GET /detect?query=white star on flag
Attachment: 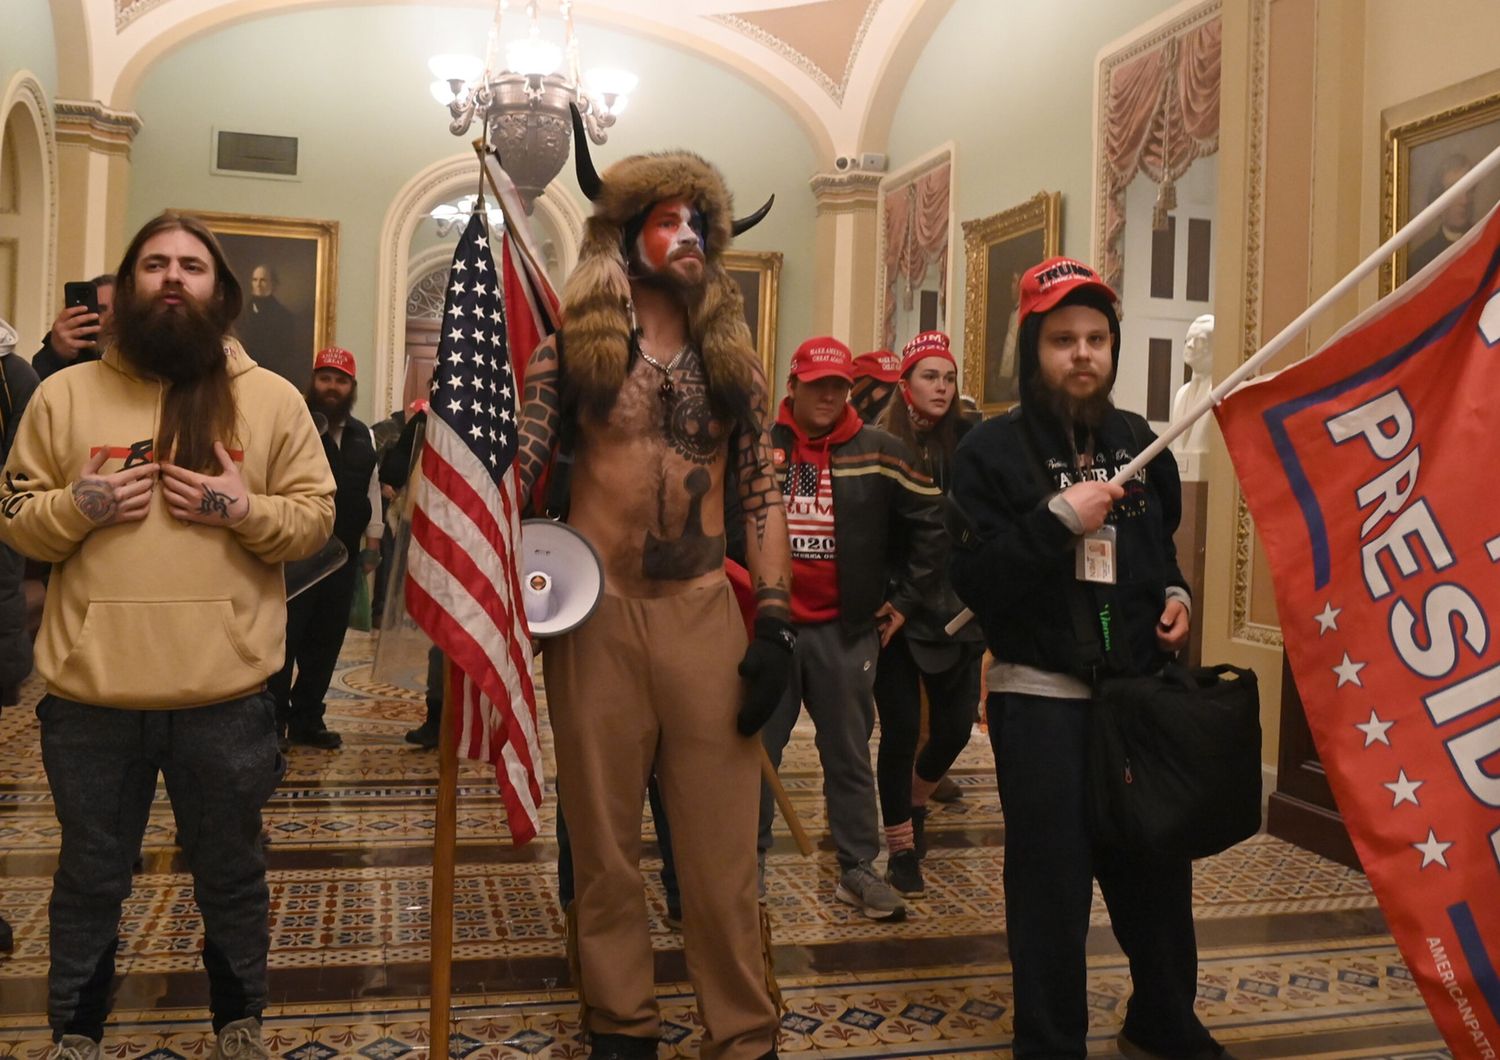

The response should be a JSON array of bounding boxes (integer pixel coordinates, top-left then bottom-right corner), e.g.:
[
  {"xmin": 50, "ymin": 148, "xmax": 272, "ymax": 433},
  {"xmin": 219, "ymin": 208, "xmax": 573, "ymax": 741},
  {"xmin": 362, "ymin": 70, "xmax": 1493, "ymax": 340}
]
[
  {"xmin": 450, "ymin": 279, "xmax": 467, "ymax": 296},
  {"xmin": 1355, "ymin": 709, "xmax": 1394, "ymax": 747},
  {"xmin": 1413, "ymin": 829, "xmax": 1452, "ymax": 869},
  {"xmin": 1315, "ymin": 602, "xmax": 1341, "ymax": 634},
  {"xmin": 1333, "ymin": 653, "xmax": 1366, "ymax": 688},
  {"xmin": 1383, "ymin": 769, "xmax": 1423, "ymax": 807}
]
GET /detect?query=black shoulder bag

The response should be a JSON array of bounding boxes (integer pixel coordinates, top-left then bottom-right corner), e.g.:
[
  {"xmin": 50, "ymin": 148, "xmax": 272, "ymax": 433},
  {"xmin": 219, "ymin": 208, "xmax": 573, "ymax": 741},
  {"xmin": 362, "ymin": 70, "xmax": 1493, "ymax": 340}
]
[{"xmin": 1084, "ymin": 413, "xmax": 1263, "ymax": 859}]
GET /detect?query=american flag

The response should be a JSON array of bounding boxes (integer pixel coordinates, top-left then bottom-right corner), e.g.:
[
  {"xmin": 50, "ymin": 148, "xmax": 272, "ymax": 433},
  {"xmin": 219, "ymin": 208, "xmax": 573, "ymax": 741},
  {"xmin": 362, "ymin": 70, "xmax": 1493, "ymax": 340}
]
[{"xmin": 405, "ymin": 212, "xmax": 542, "ymax": 845}]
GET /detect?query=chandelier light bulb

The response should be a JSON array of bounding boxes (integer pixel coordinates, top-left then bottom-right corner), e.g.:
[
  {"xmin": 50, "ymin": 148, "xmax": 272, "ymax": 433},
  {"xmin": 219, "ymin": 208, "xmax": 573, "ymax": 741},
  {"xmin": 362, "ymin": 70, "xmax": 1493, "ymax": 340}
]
[
  {"xmin": 584, "ymin": 67, "xmax": 637, "ymax": 99},
  {"xmin": 506, "ymin": 35, "xmax": 561, "ymax": 77},
  {"xmin": 428, "ymin": 52, "xmax": 483, "ymax": 85},
  {"xmin": 429, "ymin": 80, "xmax": 459, "ymax": 106}
]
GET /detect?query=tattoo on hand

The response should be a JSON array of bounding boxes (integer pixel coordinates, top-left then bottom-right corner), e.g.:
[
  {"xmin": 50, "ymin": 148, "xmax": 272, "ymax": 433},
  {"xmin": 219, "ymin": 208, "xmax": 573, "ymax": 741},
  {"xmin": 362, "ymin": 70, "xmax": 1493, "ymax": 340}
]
[
  {"xmin": 199, "ymin": 487, "xmax": 237, "ymax": 520},
  {"xmin": 73, "ymin": 480, "xmax": 118, "ymax": 524}
]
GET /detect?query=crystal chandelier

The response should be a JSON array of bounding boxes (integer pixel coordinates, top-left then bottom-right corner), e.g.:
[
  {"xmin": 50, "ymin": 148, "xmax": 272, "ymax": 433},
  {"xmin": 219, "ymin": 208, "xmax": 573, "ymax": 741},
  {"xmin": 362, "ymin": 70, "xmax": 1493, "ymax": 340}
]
[{"xmin": 429, "ymin": 0, "xmax": 637, "ymax": 211}]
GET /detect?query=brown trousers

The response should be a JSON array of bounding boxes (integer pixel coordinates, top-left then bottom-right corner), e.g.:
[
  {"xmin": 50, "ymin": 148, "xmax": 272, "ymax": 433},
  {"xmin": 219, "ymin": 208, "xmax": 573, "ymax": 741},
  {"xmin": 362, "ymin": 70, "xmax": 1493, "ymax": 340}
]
[{"xmin": 544, "ymin": 580, "xmax": 779, "ymax": 1059}]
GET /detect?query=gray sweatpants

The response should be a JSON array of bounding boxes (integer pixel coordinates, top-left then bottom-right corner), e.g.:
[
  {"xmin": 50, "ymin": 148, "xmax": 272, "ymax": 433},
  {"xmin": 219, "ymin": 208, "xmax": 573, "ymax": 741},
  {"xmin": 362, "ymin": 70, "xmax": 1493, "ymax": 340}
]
[
  {"xmin": 38, "ymin": 692, "xmax": 284, "ymax": 1041},
  {"xmin": 758, "ymin": 621, "xmax": 881, "ymax": 869}
]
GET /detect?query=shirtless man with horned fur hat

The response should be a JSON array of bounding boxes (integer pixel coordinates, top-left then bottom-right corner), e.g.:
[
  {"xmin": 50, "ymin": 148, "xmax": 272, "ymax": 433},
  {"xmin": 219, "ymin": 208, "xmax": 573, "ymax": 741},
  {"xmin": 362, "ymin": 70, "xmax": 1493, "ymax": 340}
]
[{"xmin": 513, "ymin": 111, "xmax": 790, "ymax": 1060}]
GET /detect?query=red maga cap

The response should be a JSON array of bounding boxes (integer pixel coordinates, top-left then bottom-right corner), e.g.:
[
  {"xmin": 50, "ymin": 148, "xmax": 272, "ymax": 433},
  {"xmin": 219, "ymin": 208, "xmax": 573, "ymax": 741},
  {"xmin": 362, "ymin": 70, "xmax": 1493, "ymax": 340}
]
[
  {"xmin": 852, "ymin": 349, "xmax": 901, "ymax": 383},
  {"xmin": 313, "ymin": 347, "xmax": 357, "ymax": 378},
  {"xmin": 789, "ymin": 336, "xmax": 854, "ymax": 382},
  {"xmin": 898, "ymin": 330, "xmax": 956, "ymax": 378},
  {"xmin": 1017, "ymin": 257, "xmax": 1118, "ymax": 329}
]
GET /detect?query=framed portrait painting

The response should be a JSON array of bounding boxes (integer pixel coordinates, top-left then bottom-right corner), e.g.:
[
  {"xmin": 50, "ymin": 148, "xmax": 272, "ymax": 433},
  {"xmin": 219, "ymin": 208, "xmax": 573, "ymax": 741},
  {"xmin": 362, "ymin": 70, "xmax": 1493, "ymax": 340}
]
[
  {"xmin": 188, "ymin": 210, "xmax": 339, "ymax": 387},
  {"xmin": 961, "ymin": 192, "xmax": 1062, "ymax": 414},
  {"xmin": 722, "ymin": 249, "xmax": 782, "ymax": 380},
  {"xmin": 1383, "ymin": 89, "xmax": 1500, "ymax": 293}
]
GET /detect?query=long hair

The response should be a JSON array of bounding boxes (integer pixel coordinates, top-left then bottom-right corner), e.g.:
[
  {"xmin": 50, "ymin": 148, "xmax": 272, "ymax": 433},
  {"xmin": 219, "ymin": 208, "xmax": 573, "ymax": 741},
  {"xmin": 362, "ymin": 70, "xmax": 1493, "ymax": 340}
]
[
  {"xmin": 114, "ymin": 212, "xmax": 244, "ymax": 471},
  {"xmin": 878, "ymin": 378, "xmax": 961, "ymax": 478}
]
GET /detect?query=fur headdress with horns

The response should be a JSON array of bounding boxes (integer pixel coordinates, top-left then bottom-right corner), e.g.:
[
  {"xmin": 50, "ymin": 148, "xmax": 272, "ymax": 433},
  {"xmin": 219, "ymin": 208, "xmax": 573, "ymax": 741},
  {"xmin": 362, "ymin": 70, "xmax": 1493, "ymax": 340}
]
[{"xmin": 561, "ymin": 106, "xmax": 773, "ymax": 423}]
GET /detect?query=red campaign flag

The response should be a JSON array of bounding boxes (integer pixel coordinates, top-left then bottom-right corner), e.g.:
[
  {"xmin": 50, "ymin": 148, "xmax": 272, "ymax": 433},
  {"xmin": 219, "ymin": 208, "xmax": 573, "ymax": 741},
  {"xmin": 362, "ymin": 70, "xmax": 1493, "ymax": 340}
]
[
  {"xmin": 406, "ymin": 213, "xmax": 542, "ymax": 846},
  {"xmin": 1216, "ymin": 203, "xmax": 1500, "ymax": 1059}
]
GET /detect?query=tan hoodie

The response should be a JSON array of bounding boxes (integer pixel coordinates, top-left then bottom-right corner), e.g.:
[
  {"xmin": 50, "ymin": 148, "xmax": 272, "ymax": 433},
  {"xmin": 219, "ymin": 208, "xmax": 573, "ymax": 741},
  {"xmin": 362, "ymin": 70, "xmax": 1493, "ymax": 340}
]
[{"xmin": 0, "ymin": 340, "xmax": 334, "ymax": 708}]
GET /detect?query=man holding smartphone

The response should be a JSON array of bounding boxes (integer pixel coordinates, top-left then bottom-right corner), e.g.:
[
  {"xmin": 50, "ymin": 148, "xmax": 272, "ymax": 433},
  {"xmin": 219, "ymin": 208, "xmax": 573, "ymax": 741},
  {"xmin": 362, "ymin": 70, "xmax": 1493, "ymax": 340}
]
[{"xmin": 35, "ymin": 275, "xmax": 115, "ymax": 380}]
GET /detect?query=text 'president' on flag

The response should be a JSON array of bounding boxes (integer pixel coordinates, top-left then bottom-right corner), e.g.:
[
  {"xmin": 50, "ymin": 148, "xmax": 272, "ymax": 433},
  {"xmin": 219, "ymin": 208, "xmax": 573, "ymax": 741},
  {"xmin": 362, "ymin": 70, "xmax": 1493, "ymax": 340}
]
[{"xmin": 405, "ymin": 212, "xmax": 543, "ymax": 845}]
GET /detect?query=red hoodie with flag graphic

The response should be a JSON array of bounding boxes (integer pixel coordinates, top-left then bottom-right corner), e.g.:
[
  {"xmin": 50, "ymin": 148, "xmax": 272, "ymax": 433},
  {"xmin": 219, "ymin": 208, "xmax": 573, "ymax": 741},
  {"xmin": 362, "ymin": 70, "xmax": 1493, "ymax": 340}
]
[{"xmin": 774, "ymin": 398, "xmax": 863, "ymax": 624}]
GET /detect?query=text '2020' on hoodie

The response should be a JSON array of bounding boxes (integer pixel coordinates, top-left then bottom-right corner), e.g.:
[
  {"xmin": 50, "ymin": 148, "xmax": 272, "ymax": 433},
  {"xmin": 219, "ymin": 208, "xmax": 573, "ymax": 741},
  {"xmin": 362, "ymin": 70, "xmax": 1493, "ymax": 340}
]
[{"xmin": 0, "ymin": 340, "xmax": 334, "ymax": 709}]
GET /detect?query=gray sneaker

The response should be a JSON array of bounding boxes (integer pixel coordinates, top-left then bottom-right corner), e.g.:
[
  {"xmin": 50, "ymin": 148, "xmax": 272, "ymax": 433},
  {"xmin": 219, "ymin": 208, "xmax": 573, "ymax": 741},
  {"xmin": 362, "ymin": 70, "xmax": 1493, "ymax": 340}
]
[
  {"xmin": 50, "ymin": 1036, "xmax": 100, "ymax": 1060},
  {"xmin": 213, "ymin": 1017, "xmax": 270, "ymax": 1060},
  {"xmin": 836, "ymin": 862, "xmax": 907, "ymax": 920}
]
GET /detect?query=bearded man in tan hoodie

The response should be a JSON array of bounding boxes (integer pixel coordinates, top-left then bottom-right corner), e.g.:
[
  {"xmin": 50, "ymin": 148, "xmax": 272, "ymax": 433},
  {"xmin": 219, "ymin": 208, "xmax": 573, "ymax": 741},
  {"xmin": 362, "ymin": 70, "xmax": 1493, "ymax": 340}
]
[{"xmin": 0, "ymin": 212, "xmax": 334, "ymax": 1060}]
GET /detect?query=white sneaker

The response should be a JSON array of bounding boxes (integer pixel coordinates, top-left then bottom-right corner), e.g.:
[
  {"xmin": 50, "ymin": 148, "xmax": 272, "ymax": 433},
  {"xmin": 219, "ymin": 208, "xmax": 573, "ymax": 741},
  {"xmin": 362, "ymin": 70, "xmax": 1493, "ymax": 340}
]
[
  {"xmin": 50, "ymin": 1036, "xmax": 100, "ymax": 1060},
  {"xmin": 836, "ymin": 862, "xmax": 907, "ymax": 921},
  {"xmin": 213, "ymin": 1017, "xmax": 271, "ymax": 1059}
]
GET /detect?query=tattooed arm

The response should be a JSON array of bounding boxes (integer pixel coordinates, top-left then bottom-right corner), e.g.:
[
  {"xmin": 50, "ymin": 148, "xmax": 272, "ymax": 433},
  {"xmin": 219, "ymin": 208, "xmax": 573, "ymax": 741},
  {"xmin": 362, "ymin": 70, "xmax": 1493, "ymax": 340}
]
[
  {"xmin": 734, "ymin": 363, "xmax": 791, "ymax": 622},
  {"xmin": 516, "ymin": 338, "xmax": 563, "ymax": 500},
  {"xmin": 0, "ymin": 388, "xmax": 156, "ymax": 563}
]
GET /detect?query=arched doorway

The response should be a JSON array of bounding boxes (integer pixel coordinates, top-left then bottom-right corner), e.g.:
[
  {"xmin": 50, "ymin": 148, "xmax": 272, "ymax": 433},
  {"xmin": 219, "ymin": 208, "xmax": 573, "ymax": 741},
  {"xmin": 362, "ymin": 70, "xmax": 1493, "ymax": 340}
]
[{"xmin": 0, "ymin": 73, "xmax": 56, "ymax": 348}]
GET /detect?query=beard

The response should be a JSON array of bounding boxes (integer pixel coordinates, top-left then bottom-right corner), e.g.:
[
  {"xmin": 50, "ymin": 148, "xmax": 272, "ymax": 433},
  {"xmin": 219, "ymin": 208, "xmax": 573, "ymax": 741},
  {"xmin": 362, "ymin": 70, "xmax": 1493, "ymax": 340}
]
[
  {"xmin": 308, "ymin": 387, "xmax": 355, "ymax": 423},
  {"xmin": 1030, "ymin": 370, "xmax": 1117, "ymax": 431},
  {"xmin": 630, "ymin": 246, "xmax": 707, "ymax": 297},
  {"xmin": 113, "ymin": 287, "xmax": 228, "ymax": 385}
]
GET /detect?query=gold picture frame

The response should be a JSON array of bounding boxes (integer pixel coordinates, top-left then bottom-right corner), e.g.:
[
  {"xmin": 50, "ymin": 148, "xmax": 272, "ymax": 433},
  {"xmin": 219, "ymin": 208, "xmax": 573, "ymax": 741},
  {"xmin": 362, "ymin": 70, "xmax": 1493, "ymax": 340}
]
[
  {"xmin": 723, "ymin": 248, "xmax": 782, "ymax": 380},
  {"xmin": 962, "ymin": 191, "xmax": 1062, "ymax": 414},
  {"xmin": 185, "ymin": 209, "xmax": 340, "ymax": 387},
  {"xmin": 1381, "ymin": 88, "xmax": 1500, "ymax": 294}
]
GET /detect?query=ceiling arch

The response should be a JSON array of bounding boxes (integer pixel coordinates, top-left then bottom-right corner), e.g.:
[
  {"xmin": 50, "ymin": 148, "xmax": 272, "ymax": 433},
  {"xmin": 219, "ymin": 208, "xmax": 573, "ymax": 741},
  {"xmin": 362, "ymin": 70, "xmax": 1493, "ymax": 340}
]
[{"xmin": 68, "ymin": 0, "xmax": 956, "ymax": 160}]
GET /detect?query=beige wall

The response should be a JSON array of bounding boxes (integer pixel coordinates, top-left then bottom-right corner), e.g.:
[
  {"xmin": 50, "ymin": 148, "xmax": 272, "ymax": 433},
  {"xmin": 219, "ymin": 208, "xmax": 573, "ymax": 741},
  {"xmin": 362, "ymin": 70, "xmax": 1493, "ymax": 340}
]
[{"xmin": 1202, "ymin": 0, "xmax": 1500, "ymax": 773}]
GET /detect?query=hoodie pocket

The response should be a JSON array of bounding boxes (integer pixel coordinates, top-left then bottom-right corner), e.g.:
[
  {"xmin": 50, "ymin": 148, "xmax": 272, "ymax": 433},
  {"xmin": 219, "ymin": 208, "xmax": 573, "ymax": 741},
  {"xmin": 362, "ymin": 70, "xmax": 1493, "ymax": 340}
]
[{"xmin": 58, "ymin": 599, "xmax": 265, "ymax": 707}]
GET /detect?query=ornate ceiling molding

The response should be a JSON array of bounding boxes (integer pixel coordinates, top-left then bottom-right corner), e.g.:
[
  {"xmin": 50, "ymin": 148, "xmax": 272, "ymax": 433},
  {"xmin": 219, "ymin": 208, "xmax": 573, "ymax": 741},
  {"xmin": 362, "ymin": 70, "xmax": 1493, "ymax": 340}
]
[
  {"xmin": 712, "ymin": 0, "xmax": 882, "ymax": 106},
  {"xmin": 53, "ymin": 99, "xmax": 144, "ymax": 157},
  {"xmin": 808, "ymin": 169, "xmax": 883, "ymax": 211},
  {"xmin": 116, "ymin": 0, "xmax": 169, "ymax": 33}
]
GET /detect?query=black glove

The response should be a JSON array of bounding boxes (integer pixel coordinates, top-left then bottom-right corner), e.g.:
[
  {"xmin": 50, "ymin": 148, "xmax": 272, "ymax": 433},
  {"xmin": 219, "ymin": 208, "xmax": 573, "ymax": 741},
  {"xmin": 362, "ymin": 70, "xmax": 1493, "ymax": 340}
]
[{"xmin": 736, "ymin": 616, "xmax": 797, "ymax": 735}]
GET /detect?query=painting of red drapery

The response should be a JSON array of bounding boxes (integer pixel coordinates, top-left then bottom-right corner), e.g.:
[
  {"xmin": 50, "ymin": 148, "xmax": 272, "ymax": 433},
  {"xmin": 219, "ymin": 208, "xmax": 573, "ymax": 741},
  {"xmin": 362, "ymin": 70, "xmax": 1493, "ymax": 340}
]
[
  {"xmin": 1099, "ymin": 12, "xmax": 1221, "ymax": 293},
  {"xmin": 881, "ymin": 159, "xmax": 952, "ymax": 351}
]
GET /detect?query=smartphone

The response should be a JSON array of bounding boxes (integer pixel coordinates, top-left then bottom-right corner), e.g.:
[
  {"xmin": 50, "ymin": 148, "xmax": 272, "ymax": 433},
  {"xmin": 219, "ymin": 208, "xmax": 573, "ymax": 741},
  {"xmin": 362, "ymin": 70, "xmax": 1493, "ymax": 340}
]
[{"xmin": 63, "ymin": 281, "xmax": 100, "ymax": 317}]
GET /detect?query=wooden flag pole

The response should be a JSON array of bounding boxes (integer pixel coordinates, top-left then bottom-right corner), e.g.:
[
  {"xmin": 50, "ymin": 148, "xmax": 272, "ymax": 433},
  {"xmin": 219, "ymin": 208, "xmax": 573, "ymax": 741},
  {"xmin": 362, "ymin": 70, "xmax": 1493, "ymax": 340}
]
[
  {"xmin": 429, "ymin": 657, "xmax": 459, "ymax": 1058},
  {"xmin": 760, "ymin": 746, "xmax": 813, "ymax": 857}
]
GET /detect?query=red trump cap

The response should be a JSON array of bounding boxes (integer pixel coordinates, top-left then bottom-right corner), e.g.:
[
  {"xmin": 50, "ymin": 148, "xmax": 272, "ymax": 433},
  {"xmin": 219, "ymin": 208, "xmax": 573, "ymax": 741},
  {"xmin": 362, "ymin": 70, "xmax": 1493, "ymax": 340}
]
[
  {"xmin": 313, "ymin": 347, "xmax": 357, "ymax": 378},
  {"xmin": 789, "ymin": 336, "xmax": 854, "ymax": 382}
]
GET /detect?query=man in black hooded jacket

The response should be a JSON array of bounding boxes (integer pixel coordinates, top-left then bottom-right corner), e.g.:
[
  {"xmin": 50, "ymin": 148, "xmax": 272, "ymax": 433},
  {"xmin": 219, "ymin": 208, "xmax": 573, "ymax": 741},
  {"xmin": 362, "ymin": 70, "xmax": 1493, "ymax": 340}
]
[{"xmin": 949, "ymin": 257, "xmax": 1227, "ymax": 1060}]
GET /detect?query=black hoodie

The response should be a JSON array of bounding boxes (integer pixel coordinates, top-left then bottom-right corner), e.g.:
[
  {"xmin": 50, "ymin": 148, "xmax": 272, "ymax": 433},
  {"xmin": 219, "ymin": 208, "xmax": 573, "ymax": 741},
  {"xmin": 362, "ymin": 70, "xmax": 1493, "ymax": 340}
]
[{"xmin": 947, "ymin": 299, "xmax": 1187, "ymax": 682}]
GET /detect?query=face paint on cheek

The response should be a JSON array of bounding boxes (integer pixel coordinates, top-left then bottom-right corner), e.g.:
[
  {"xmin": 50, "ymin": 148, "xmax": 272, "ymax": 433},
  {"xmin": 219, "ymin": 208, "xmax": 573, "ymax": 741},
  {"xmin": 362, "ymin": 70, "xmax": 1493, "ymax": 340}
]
[{"xmin": 636, "ymin": 201, "xmax": 703, "ymax": 271}]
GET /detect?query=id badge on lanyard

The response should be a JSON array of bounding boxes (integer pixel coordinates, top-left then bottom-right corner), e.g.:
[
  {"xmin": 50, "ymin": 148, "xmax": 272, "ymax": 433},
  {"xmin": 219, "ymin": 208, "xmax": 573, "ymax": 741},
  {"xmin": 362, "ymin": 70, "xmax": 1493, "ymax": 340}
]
[{"xmin": 1075, "ymin": 524, "xmax": 1117, "ymax": 585}]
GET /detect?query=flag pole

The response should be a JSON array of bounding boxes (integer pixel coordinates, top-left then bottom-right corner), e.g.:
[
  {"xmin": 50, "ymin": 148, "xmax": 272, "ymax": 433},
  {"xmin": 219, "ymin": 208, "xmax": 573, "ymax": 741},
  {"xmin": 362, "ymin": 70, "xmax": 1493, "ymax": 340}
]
[
  {"xmin": 429, "ymin": 656, "xmax": 459, "ymax": 1058},
  {"xmin": 944, "ymin": 140, "xmax": 1500, "ymax": 638}
]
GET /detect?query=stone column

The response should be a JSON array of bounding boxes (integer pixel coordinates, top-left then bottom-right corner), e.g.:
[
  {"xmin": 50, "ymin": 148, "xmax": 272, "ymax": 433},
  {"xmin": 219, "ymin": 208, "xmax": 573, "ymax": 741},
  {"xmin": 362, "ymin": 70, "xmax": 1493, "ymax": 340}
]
[
  {"xmin": 808, "ymin": 170, "xmax": 883, "ymax": 353},
  {"xmin": 52, "ymin": 100, "xmax": 142, "ymax": 284}
]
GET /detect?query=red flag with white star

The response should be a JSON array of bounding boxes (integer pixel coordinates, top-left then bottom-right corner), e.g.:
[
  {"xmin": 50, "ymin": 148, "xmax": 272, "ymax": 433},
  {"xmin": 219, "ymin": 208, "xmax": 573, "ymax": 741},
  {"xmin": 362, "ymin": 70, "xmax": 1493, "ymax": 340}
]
[{"xmin": 1216, "ymin": 202, "xmax": 1500, "ymax": 1058}]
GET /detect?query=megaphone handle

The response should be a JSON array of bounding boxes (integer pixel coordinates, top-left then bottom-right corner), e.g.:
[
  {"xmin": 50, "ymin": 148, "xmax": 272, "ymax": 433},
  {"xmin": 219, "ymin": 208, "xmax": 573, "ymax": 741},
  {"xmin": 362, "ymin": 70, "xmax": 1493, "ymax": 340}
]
[{"xmin": 759, "ymin": 746, "xmax": 813, "ymax": 858}]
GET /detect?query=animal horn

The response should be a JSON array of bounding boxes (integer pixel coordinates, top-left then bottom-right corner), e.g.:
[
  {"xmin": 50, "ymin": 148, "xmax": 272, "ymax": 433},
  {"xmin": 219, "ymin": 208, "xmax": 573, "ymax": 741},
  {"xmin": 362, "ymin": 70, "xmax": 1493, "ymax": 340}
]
[
  {"xmin": 570, "ymin": 103, "xmax": 602, "ymax": 201},
  {"xmin": 731, "ymin": 194, "xmax": 774, "ymax": 236}
]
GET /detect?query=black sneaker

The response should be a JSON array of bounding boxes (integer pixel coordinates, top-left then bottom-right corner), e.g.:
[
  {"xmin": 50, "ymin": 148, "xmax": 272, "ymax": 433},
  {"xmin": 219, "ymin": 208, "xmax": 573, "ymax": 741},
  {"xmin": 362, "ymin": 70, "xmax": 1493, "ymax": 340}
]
[
  {"xmin": 1118, "ymin": 1031, "xmax": 1232, "ymax": 1059},
  {"xmin": 287, "ymin": 724, "xmax": 342, "ymax": 749},
  {"xmin": 405, "ymin": 719, "xmax": 440, "ymax": 749},
  {"xmin": 885, "ymin": 849, "xmax": 925, "ymax": 898},
  {"xmin": 589, "ymin": 1033, "xmax": 658, "ymax": 1059},
  {"xmin": 0, "ymin": 913, "xmax": 12, "ymax": 954}
]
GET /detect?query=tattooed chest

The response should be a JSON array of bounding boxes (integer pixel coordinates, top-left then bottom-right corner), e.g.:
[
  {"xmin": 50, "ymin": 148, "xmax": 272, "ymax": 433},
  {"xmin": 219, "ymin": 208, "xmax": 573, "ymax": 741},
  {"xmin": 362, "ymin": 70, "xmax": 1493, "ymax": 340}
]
[{"xmin": 607, "ymin": 352, "xmax": 728, "ymax": 465}]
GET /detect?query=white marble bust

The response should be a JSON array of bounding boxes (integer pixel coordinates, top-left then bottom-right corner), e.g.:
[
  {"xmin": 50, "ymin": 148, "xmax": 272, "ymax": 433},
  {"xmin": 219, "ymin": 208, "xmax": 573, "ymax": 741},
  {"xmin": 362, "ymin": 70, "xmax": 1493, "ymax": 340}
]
[{"xmin": 1170, "ymin": 314, "xmax": 1215, "ymax": 459}]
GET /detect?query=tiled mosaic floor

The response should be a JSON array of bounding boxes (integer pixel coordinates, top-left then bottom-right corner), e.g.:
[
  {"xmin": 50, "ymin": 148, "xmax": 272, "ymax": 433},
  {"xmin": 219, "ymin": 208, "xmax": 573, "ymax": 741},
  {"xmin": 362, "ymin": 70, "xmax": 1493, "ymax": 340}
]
[{"xmin": 0, "ymin": 633, "xmax": 1451, "ymax": 1058}]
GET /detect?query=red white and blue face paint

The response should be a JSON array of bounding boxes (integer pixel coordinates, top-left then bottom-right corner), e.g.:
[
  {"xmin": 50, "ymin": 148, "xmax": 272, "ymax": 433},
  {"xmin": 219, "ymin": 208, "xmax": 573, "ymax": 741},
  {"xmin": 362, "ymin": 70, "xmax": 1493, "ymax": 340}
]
[{"xmin": 635, "ymin": 198, "xmax": 706, "ymax": 274}]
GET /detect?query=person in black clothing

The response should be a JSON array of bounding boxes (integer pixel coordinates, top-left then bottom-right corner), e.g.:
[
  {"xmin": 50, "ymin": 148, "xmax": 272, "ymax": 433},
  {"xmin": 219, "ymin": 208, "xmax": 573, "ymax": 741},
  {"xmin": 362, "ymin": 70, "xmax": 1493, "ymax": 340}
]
[
  {"xmin": 269, "ymin": 347, "xmax": 381, "ymax": 749},
  {"xmin": 34, "ymin": 275, "xmax": 114, "ymax": 380},
  {"xmin": 949, "ymin": 257, "xmax": 1226, "ymax": 1060},
  {"xmin": 872, "ymin": 330, "xmax": 983, "ymax": 899},
  {"xmin": 0, "ymin": 315, "xmax": 39, "ymax": 956}
]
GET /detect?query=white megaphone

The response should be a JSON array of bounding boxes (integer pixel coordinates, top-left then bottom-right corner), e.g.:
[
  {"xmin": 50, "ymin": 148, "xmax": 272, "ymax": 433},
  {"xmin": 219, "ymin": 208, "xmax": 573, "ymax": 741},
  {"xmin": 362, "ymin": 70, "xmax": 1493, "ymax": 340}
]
[{"xmin": 520, "ymin": 519, "xmax": 604, "ymax": 637}]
